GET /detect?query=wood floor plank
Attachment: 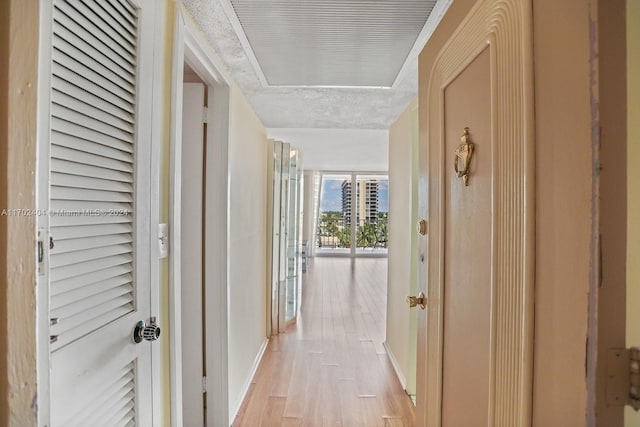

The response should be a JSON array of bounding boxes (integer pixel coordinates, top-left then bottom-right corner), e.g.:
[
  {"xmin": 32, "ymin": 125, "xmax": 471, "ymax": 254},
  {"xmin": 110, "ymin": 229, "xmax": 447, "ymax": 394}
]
[
  {"xmin": 302, "ymin": 352, "xmax": 323, "ymax": 426},
  {"xmin": 231, "ymin": 258, "xmax": 416, "ymax": 427},
  {"xmin": 232, "ymin": 383, "xmax": 255, "ymax": 426},
  {"xmin": 282, "ymin": 417, "xmax": 304, "ymax": 427},
  {"xmin": 283, "ymin": 340, "xmax": 307, "ymax": 418},
  {"xmin": 339, "ymin": 378, "xmax": 364, "ymax": 427},
  {"xmin": 259, "ymin": 396, "xmax": 287, "ymax": 427},
  {"xmin": 361, "ymin": 396, "xmax": 385, "ymax": 427}
]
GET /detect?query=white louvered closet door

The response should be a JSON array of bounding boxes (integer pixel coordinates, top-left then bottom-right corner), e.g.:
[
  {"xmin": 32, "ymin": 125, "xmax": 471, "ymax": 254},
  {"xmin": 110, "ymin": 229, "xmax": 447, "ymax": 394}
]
[{"xmin": 43, "ymin": 0, "xmax": 156, "ymax": 425}]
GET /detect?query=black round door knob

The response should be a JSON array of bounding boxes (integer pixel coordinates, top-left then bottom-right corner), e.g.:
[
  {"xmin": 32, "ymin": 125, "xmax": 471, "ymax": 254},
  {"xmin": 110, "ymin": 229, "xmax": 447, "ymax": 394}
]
[
  {"xmin": 133, "ymin": 320, "xmax": 161, "ymax": 343},
  {"xmin": 143, "ymin": 323, "xmax": 160, "ymax": 341}
]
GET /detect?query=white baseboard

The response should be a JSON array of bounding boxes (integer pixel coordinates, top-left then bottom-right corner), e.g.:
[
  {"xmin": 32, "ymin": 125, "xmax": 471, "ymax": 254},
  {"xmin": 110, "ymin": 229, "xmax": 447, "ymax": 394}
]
[
  {"xmin": 383, "ymin": 341, "xmax": 407, "ymax": 390},
  {"xmin": 229, "ymin": 338, "xmax": 269, "ymax": 425}
]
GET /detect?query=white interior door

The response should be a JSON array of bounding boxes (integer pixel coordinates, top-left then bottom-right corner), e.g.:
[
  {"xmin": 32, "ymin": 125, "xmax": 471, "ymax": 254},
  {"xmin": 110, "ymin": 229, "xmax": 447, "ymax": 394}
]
[
  {"xmin": 181, "ymin": 82, "xmax": 206, "ymax": 426},
  {"xmin": 42, "ymin": 0, "xmax": 158, "ymax": 425}
]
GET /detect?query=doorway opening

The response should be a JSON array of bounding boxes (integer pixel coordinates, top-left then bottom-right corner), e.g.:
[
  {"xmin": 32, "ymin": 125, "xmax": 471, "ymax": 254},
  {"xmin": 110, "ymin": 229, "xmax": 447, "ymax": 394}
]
[
  {"xmin": 179, "ymin": 62, "xmax": 208, "ymax": 427},
  {"xmin": 169, "ymin": 8, "xmax": 232, "ymax": 426}
]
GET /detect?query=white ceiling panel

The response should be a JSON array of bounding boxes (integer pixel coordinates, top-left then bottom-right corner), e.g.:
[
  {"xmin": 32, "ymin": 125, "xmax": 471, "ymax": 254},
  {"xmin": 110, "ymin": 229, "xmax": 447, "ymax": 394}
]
[
  {"xmin": 182, "ymin": 0, "xmax": 451, "ymax": 128},
  {"xmin": 228, "ymin": 0, "xmax": 437, "ymax": 87}
]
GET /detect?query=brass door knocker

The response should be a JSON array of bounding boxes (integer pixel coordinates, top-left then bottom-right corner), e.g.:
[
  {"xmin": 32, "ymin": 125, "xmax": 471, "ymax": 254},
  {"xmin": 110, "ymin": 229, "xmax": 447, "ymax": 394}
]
[{"xmin": 454, "ymin": 127, "xmax": 475, "ymax": 186}]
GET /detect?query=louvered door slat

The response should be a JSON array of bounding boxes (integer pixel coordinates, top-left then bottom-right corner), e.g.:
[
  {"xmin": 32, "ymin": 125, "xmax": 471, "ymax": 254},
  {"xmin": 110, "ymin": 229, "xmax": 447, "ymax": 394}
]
[
  {"xmin": 52, "ymin": 158, "xmax": 133, "ymax": 181},
  {"xmin": 51, "ymin": 285, "xmax": 133, "ymax": 328},
  {"xmin": 51, "ymin": 283, "xmax": 133, "ymax": 321},
  {"xmin": 101, "ymin": 400, "xmax": 136, "ymax": 427},
  {"xmin": 82, "ymin": 376, "xmax": 135, "ymax": 426},
  {"xmin": 52, "ymin": 105, "xmax": 134, "ymax": 142},
  {"xmin": 53, "ymin": 20, "xmax": 134, "ymax": 85},
  {"xmin": 53, "ymin": 77, "xmax": 134, "ymax": 124},
  {"xmin": 63, "ymin": 362, "xmax": 135, "ymax": 427},
  {"xmin": 51, "ymin": 130, "xmax": 133, "ymax": 161},
  {"xmin": 50, "ymin": 212, "xmax": 131, "ymax": 227},
  {"xmin": 51, "ymin": 187, "xmax": 132, "ymax": 203},
  {"xmin": 52, "ymin": 64, "xmax": 134, "ymax": 114},
  {"xmin": 53, "ymin": 31, "xmax": 134, "ymax": 94},
  {"xmin": 50, "ymin": 253, "xmax": 132, "ymax": 282},
  {"xmin": 50, "ymin": 200, "xmax": 132, "ymax": 213},
  {"xmin": 50, "ymin": 264, "xmax": 133, "ymax": 295},
  {"xmin": 52, "ymin": 60, "xmax": 134, "ymax": 107},
  {"xmin": 106, "ymin": 0, "xmax": 137, "ymax": 28},
  {"xmin": 50, "ymin": 295, "xmax": 134, "ymax": 348},
  {"xmin": 110, "ymin": 0, "xmax": 137, "ymax": 17},
  {"xmin": 52, "ymin": 37, "xmax": 134, "ymax": 97},
  {"xmin": 55, "ymin": 1, "xmax": 136, "ymax": 62},
  {"xmin": 52, "ymin": 91, "xmax": 135, "ymax": 133},
  {"xmin": 51, "ymin": 145, "xmax": 132, "ymax": 172},
  {"xmin": 52, "ymin": 172, "xmax": 133, "ymax": 193},
  {"xmin": 51, "ymin": 134, "xmax": 133, "ymax": 163},
  {"xmin": 52, "ymin": 223, "xmax": 133, "ymax": 240},
  {"xmin": 51, "ymin": 244, "xmax": 132, "ymax": 268},
  {"xmin": 51, "ymin": 274, "xmax": 132, "ymax": 308},
  {"xmin": 54, "ymin": 234, "xmax": 132, "ymax": 254},
  {"xmin": 82, "ymin": 0, "xmax": 137, "ymax": 39},
  {"xmin": 84, "ymin": 389, "xmax": 135, "ymax": 427}
]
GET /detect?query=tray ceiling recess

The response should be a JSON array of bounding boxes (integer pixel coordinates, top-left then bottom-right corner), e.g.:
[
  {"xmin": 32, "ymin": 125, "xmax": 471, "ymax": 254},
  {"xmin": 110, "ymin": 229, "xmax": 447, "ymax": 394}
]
[{"xmin": 222, "ymin": 0, "xmax": 444, "ymax": 88}]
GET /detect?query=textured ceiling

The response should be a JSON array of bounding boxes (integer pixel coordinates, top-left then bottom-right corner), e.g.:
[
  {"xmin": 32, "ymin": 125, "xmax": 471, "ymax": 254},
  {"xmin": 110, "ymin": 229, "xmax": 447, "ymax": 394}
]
[{"xmin": 182, "ymin": 0, "xmax": 450, "ymax": 129}]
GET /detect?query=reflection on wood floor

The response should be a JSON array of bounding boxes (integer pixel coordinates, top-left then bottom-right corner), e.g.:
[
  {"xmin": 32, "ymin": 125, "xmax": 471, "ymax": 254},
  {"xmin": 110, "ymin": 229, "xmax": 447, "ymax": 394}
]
[{"xmin": 232, "ymin": 257, "xmax": 416, "ymax": 427}]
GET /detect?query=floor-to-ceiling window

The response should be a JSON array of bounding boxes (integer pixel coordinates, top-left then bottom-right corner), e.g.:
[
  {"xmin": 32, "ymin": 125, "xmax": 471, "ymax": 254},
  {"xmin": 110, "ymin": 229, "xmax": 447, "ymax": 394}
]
[
  {"xmin": 355, "ymin": 174, "xmax": 389, "ymax": 255},
  {"xmin": 316, "ymin": 174, "xmax": 351, "ymax": 255},
  {"xmin": 316, "ymin": 173, "xmax": 388, "ymax": 257}
]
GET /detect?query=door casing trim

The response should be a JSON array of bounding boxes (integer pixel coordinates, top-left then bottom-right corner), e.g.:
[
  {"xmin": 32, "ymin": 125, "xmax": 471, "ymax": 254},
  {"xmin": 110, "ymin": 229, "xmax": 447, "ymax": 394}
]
[{"xmin": 169, "ymin": 5, "xmax": 231, "ymax": 427}]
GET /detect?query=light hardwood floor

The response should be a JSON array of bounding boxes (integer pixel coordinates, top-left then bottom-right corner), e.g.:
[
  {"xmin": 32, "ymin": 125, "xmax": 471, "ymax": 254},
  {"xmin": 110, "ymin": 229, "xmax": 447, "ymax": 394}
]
[{"xmin": 232, "ymin": 257, "xmax": 416, "ymax": 427}]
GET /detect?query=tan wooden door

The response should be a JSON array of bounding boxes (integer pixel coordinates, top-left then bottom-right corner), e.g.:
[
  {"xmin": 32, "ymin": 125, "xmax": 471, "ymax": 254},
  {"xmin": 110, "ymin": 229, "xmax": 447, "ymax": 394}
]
[
  {"xmin": 415, "ymin": 1, "xmax": 535, "ymax": 426},
  {"xmin": 441, "ymin": 48, "xmax": 492, "ymax": 427}
]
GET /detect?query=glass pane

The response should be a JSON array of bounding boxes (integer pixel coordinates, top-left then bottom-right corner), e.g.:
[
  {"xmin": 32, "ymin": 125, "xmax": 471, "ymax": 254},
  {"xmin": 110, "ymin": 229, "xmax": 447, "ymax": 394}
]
[
  {"xmin": 317, "ymin": 174, "xmax": 351, "ymax": 255},
  {"xmin": 355, "ymin": 175, "xmax": 388, "ymax": 254},
  {"xmin": 285, "ymin": 150, "xmax": 300, "ymax": 322}
]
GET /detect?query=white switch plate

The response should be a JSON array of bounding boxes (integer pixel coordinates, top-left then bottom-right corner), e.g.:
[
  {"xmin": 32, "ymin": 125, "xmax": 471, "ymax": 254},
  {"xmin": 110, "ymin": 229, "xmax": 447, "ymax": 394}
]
[{"xmin": 158, "ymin": 223, "xmax": 169, "ymax": 258}]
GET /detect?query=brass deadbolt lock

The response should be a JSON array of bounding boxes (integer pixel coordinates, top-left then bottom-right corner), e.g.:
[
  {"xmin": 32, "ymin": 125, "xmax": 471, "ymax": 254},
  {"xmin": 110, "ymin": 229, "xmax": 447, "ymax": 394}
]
[{"xmin": 406, "ymin": 292, "xmax": 427, "ymax": 310}]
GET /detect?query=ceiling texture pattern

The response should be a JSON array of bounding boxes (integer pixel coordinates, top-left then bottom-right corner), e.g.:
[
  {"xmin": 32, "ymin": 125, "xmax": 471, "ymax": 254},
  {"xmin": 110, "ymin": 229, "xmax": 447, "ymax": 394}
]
[{"xmin": 182, "ymin": 0, "xmax": 449, "ymax": 129}]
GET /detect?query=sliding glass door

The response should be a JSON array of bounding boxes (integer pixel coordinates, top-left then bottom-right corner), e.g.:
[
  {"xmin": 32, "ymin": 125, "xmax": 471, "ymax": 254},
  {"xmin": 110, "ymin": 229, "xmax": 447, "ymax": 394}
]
[{"xmin": 269, "ymin": 141, "xmax": 303, "ymax": 335}]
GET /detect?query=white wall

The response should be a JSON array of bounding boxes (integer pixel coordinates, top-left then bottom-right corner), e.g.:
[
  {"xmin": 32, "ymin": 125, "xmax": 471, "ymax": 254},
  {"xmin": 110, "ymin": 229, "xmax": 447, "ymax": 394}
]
[
  {"xmin": 227, "ymin": 84, "xmax": 269, "ymax": 419},
  {"xmin": 267, "ymin": 128, "xmax": 389, "ymax": 172},
  {"xmin": 385, "ymin": 98, "xmax": 418, "ymax": 392}
]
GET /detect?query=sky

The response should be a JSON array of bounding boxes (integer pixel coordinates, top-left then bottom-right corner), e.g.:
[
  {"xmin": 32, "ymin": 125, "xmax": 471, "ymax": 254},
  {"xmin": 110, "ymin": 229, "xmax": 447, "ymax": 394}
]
[{"xmin": 320, "ymin": 177, "xmax": 389, "ymax": 213}]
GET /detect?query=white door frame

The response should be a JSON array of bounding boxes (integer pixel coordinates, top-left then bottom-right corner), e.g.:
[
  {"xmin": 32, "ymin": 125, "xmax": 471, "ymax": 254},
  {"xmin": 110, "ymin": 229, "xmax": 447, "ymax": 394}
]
[{"xmin": 169, "ymin": 5, "xmax": 232, "ymax": 426}]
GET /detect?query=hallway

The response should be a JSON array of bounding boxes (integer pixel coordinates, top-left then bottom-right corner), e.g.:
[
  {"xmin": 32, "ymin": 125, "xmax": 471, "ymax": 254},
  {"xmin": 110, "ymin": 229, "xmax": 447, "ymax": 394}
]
[{"xmin": 233, "ymin": 258, "xmax": 416, "ymax": 426}]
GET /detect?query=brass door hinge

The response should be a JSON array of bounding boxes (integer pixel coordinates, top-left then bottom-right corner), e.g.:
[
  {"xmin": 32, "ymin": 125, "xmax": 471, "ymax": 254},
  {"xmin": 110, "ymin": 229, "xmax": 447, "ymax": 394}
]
[
  {"xmin": 606, "ymin": 347, "xmax": 640, "ymax": 410},
  {"xmin": 631, "ymin": 348, "xmax": 640, "ymax": 410}
]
